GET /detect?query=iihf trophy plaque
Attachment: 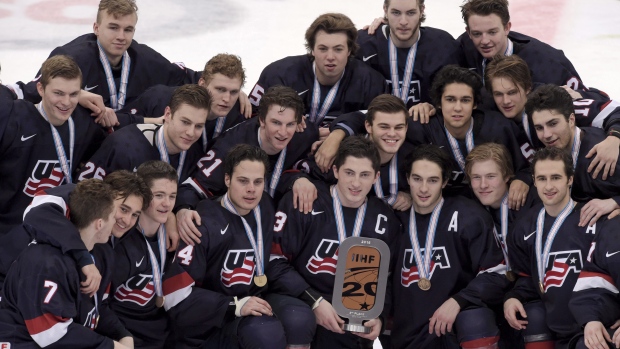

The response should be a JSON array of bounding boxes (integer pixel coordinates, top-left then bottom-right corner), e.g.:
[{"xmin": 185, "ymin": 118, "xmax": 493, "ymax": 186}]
[{"xmin": 332, "ymin": 236, "xmax": 390, "ymax": 334}]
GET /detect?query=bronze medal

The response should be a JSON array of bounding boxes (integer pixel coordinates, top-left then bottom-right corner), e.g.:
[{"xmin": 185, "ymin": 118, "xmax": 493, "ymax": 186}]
[
  {"xmin": 506, "ymin": 270, "xmax": 516, "ymax": 282},
  {"xmin": 254, "ymin": 275, "xmax": 267, "ymax": 287},
  {"xmin": 539, "ymin": 281, "xmax": 545, "ymax": 294},
  {"xmin": 418, "ymin": 278, "xmax": 431, "ymax": 291},
  {"xmin": 155, "ymin": 296, "xmax": 165, "ymax": 308}
]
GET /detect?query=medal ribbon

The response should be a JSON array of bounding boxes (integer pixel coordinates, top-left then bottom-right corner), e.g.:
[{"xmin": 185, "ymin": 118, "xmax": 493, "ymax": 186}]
[
  {"xmin": 445, "ymin": 119, "xmax": 474, "ymax": 172},
  {"xmin": 96, "ymin": 40, "xmax": 130, "ymax": 111},
  {"xmin": 388, "ymin": 30, "xmax": 420, "ymax": 102},
  {"xmin": 571, "ymin": 127, "xmax": 582, "ymax": 170},
  {"xmin": 223, "ymin": 193, "xmax": 265, "ymax": 278},
  {"xmin": 309, "ymin": 63, "xmax": 344, "ymax": 124},
  {"xmin": 257, "ymin": 128, "xmax": 286, "ymax": 197},
  {"xmin": 373, "ymin": 154, "xmax": 398, "ymax": 205},
  {"xmin": 535, "ymin": 198, "xmax": 575, "ymax": 293},
  {"xmin": 89, "ymin": 255, "xmax": 100, "ymax": 328},
  {"xmin": 140, "ymin": 224, "xmax": 167, "ymax": 301},
  {"xmin": 407, "ymin": 198, "xmax": 444, "ymax": 281},
  {"xmin": 482, "ymin": 39, "xmax": 513, "ymax": 86},
  {"xmin": 331, "ymin": 185, "xmax": 367, "ymax": 243},
  {"xmin": 37, "ymin": 103, "xmax": 74, "ymax": 184},
  {"xmin": 213, "ymin": 116, "xmax": 226, "ymax": 138},
  {"xmin": 493, "ymin": 193, "xmax": 511, "ymax": 270},
  {"xmin": 522, "ymin": 111, "xmax": 534, "ymax": 146},
  {"xmin": 155, "ymin": 126, "xmax": 186, "ymax": 182}
]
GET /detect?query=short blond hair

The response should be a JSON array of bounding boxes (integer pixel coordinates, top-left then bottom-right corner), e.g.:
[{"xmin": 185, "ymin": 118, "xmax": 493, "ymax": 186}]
[
  {"xmin": 97, "ymin": 0, "xmax": 137, "ymax": 22},
  {"xmin": 465, "ymin": 143, "xmax": 514, "ymax": 181},
  {"xmin": 201, "ymin": 54, "xmax": 246, "ymax": 87}
]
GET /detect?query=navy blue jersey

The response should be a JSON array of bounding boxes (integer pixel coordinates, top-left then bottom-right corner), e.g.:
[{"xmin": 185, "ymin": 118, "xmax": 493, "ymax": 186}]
[
  {"xmin": 0, "ymin": 241, "xmax": 128, "ymax": 348},
  {"xmin": 268, "ymin": 183, "xmax": 401, "ymax": 302},
  {"xmin": 77, "ymin": 124, "xmax": 201, "ymax": 183},
  {"xmin": 248, "ymin": 55, "xmax": 387, "ymax": 126},
  {"xmin": 0, "ymin": 101, "xmax": 106, "ymax": 235},
  {"xmin": 506, "ymin": 202, "xmax": 603, "ymax": 341},
  {"xmin": 110, "ymin": 226, "xmax": 175, "ymax": 348},
  {"xmin": 162, "ymin": 196, "xmax": 275, "ymax": 347},
  {"xmin": 391, "ymin": 197, "xmax": 509, "ymax": 349},
  {"xmin": 570, "ymin": 219, "xmax": 620, "ymax": 328},
  {"xmin": 405, "ymin": 110, "xmax": 531, "ymax": 197},
  {"xmin": 176, "ymin": 118, "xmax": 319, "ymax": 209},
  {"xmin": 356, "ymin": 25, "xmax": 459, "ymax": 107},
  {"xmin": 15, "ymin": 34, "xmax": 190, "ymax": 109}
]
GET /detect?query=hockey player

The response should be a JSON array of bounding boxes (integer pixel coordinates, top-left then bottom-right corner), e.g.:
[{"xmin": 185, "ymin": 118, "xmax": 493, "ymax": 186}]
[
  {"xmin": 162, "ymin": 144, "xmax": 315, "ymax": 348},
  {"xmin": 569, "ymin": 218, "xmax": 620, "ymax": 349},
  {"xmin": 391, "ymin": 144, "xmax": 508, "ymax": 349},
  {"xmin": 526, "ymin": 85, "xmax": 620, "ymax": 226},
  {"xmin": 356, "ymin": 0, "xmax": 459, "ymax": 109},
  {"xmin": 78, "ymin": 84, "xmax": 211, "ymax": 183},
  {"xmin": 504, "ymin": 147, "xmax": 609, "ymax": 348},
  {"xmin": 0, "ymin": 55, "xmax": 107, "ymax": 235},
  {"xmin": 269, "ymin": 136, "xmax": 400, "ymax": 348},
  {"xmin": 0, "ymin": 179, "xmax": 134, "ymax": 348},
  {"xmin": 175, "ymin": 86, "xmax": 319, "ymax": 246},
  {"xmin": 121, "ymin": 53, "xmax": 248, "ymax": 152},
  {"xmin": 485, "ymin": 55, "xmax": 620, "ymax": 180},
  {"xmin": 248, "ymin": 13, "xmax": 386, "ymax": 129},
  {"xmin": 457, "ymin": 0, "xmax": 584, "ymax": 90},
  {"xmin": 405, "ymin": 65, "xmax": 531, "ymax": 205},
  {"xmin": 110, "ymin": 161, "xmax": 178, "ymax": 348},
  {"xmin": 7, "ymin": 0, "xmax": 197, "ymax": 128}
]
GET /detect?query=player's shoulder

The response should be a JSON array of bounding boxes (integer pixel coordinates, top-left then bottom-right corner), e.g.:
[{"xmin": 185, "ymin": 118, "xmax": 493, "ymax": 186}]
[
  {"xmin": 127, "ymin": 39, "xmax": 171, "ymax": 63},
  {"xmin": 196, "ymin": 198, "xmax": 231, "ymax": 227},
  {"xmin": 142, "ymin": 84, "xmax": 176, "ymax": 97},
  {"xmin": 346, "ymin": 57, "xmax": 385, "ymax": 81},
  {"xmin": 444, "ymin": 196, "xmax": 490, "ymax": 220},
  {"xmin": 420, "ymin": 26, "xmax": 455, "ymax": 42},
  {"xmin": 263, "ymin": 55, "xmax": 311, "ymax": 76},
  {"xmin": 19, "ymin": 242, "xmax": 73, "ymax": 270},
  {"xmin": 217, "ymin": 117, "xmax": 258, "ymax": 143},
  {"xmin": 367, "ymin": 196, "xmax": 398, "ymax": 216}
]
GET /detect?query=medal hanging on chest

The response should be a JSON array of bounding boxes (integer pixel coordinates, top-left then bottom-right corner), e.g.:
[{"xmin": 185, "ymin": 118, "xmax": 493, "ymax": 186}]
[{"xmin": 407, "ymin": 198, "xmax": 444, "ymax": 291}]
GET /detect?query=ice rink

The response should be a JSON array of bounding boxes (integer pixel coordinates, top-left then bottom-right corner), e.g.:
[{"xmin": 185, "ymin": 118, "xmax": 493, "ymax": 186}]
[{"xmin": 1, "ymin": 1, "xmax": 619, "ymax": 348}]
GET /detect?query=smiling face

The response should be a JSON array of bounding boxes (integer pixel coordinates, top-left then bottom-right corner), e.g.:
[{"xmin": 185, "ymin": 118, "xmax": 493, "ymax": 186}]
[
  {"xmin": 225, "ymin": 160, "xmax": 266, "ymax": 216},
  {"xmin": 93, "ymin": 11, "xmax": 137, "ymax": 66},
  {"xmin": 143, "ymin": 178, "xmax": 177, "ymax": 225},
  {"xmin": 365, "ymin": 110, "xmax": 407, "ymax": 163},
  {"xmin": 311, "ymin": 30, "xmax": 351, "ymax": 85},
  {"xmin": 37, "ymin": 77, "xmax": 81, "ymax": 126},
  {"xmin": 384, "ymin": 0, "xmax": 424, "ymax": 47},
  {"xmin": 258, "ymin": 104, "xmax": 297, "ymax": 155},
  {"xmin": 466, "ymin": 13, "xmax": 511, "ymax": 59},
  {"xmin": 531, "ymin": 109, "xmax": 575, "ymax": 151},
  {"xmin": 333, "ymin": 156, "xmax": 379, "ymax": 208},
  {"xmin": 199, "ymin": 73, "xmax": 242, "ymax": 119},
  {"xmin": 441, "ymin": 83, "xmax": 476, "ymax": 137},
  {"xmin": 533, "ymin": 159, "xmax": 573, "ymax": 214},
  {"xmin": 491, "ymin": 77, "xmax": 529, "ymax": 119},
  {"xmin": 111, "ymin": 194, "xmax": 143, "ymax": 238},
  {"xmin": 163, "ymin": 103, "xmax": 208, "ymax": 154},
  {"xmin": 469, "ymin": 159, "xmax": 509, "ymax": 208},
  {"xmin": 408, "ymin": 159, "xmax": 446, "ymax": 214}
]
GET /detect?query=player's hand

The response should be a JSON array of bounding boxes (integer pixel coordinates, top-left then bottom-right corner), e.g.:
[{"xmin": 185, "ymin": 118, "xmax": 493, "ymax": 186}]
[
  {"xmin": 118, "ymin": 336, "xmax": 134, "ymax": 349},
  {"xmin": 409, "ymin": 102, "xmax": 436, "ymax": 124},
  {"xmin": 586, "ymin": 136, "xmax": 620, "ymax": 180},
  {"xmin": 79, "ymin": 90, "xmax": 105, "ymax": 117},
  {"xmin": 353, "ymin": 318, "xmax": 382, "ymax": 341},
  {"xmin": 292, "ymin": 177, "xmax": 317, "ymax": 214},
  {"xmin": 584, "ymin": 321, "xmax": 612, "ymax": 349},
  {"xmin": 561, "ymin": 85, "xmax": 583, "ymax": 99},
  {"xmin": 165, "ymin": 212, "xmax": 180, "ymax": 251},
  {"xmin": 315, "ymin": 130, "xmax": 346, "ymax": 173},
  {"xmin": 362, "ymin": 17, "xmax": 386, "ymax": 35},
  {"xmin": 611, "ymin": 319, "xmax": 620, "ymax": 347},
  {"xmin": 429, "ymin": 297, "xmax": 461, "ymax": 337},
  {"xmin": 503, "ymin": 298, "xmax": 528, "ymax": 330},
  {"xmin": 113, "ymin": 342, "xmax": 132, "ymax": 349},
  {"xmin": 176, "ymin": 209, "xmax": 202, "ymax": 246},
  {"xmin": 144, "ymin": 115, "xmax": 165, "ymax": 124},
  {"xmin": 314, "ymin": 300, "xmax": 345, "ymax": 334},
  {"xmin": 96, "ymin": 107, "xmax": 120, "ymax": 128},
  {"xmin": 319, "ymin": 127, "xmax": 330, "ymax": 141},
  {"xmin": 296, "ymin": 116, "xmax": 307, "ymax": 133},
  {"xmin": 392, "ymin": 191, "xmax": 413, "ymax": 211},
  {"xmin": 508, "ymin": 179, "xmax": 529, "ymax": 210},
  {"xmin": 579, "ymin": 199, "xmax": 620, "ymax": 227},
  {"xmin": 238, "ymin": 90, "xmax": 252, "ymax": 119},
  {"xmin": 80, "ymin": 264, "xmax": 102, "ymax": 297},
  {"xmin": 240, "ymin": 296, "xmax": 273, "ymax": 317}
]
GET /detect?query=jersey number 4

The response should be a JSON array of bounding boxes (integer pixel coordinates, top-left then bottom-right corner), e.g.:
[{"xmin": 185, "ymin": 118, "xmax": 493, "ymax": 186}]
[{"xmin": 178, "ymin": 245, "xmax": 194, "ymax": 266}]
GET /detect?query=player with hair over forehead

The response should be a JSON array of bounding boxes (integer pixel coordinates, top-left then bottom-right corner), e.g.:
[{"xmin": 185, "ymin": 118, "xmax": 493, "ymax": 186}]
[
  {"xmin": 8, "ymin": 0, "xmax": 198, "ymax": 128},
  {"xmin": 0, "ymin": 179, "xmax": 134, "ymax": 348},
  {"xmin": 121, "ymin": 53, "xmax": 249, "ymax": 152},
  {"xmin": 0, "ymin": 55, "xmax": 107, "ymax": 236},
  {"xmin": 162, "ymin": 144, "xmax": 315, "ymax": 349},
  {"xmin": 268, "ymin": 136, "xmax": 400, "ymax": 348},
  {"xmin": 505, "ymin": 147, "xmax": 611, "ymax": 349},
  {"xmin": 391, "ymin": 144, "xmax": 508, "ymax": 349}
]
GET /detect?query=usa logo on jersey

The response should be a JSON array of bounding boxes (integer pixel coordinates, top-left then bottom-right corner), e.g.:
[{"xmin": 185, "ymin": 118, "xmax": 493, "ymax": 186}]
[
  {"xmin": 401, "ymin": 247, "xmax": 451, "ymax": 287},
  {"xmin": 114, "ymin": 273, "xmax": 155, "ymax": 306},
  {"xmin": 543, "ymin": 250, "xmax": 583, "ymax": 292},
  {"xmin": 306, "ymin": 239, "xmax": 340, "ymax": 275},
  {"xmin": 221, "ymin": 249, "xmax": 255, "ymax": 287},
  {"xmin": 23, "ymin": 160, "xmax": 64, "ymax": 197}
]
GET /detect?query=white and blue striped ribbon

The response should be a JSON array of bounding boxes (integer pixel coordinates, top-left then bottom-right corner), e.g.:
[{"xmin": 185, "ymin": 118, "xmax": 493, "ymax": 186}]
[
  {"xmin": 140, "ymin": 224, "xmax": 167, "ymax": 301},
  {"xmin": 373, "ymin": 154, "xmax": 399, "ymax": 205},
  {"xmin": 493, "ymin": 194, "xmax": 511, "ymax": 270},
  {"xmin": 407, "ymin": 198, "xmax": 444, "ymax": 280},
  {"xmin": 331, "ymin": 185, "xmax": 367, "ymax": 243},
  {"xmin": 37, "ymin": 103, "xmax": 74, "ymax": 184},
  {"xmin": 571, "ymin": 127, "xmax": 582, "ymax": 170},
  {"xmin": 96, "ymin": 40, "xmax": 130, "ymax": 111},
  {"xmin": 388, "ymin": 30, "xmax": 420, "ymax": 102},
  {"xmin": 445, "ymin": 119, "xmax": 474, "ymax": 172},
  {"xmin": 309, "ymin": 63, "xmax": 344, "ymax": 124},
  {"xmin": 155, "ymin": 126, "xmax": 186, "ymax": 182},
  {"xmin": 257, "ymin": 128, "xmax": 286, "ymax": 197}
]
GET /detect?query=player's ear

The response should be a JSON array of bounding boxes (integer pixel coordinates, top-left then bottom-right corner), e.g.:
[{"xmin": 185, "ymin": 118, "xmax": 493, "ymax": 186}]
[
  {"xmin": 373, "ymin": 170, "xmax": 380, "ymax": 184},
  {"xmin": 224, "ymin": 173, "xmax": 231, "ymax": 188},
  {"xmin": 504, "ymin": 21, "xmax": 512, "ymax": 34},
  {"xmin": 93, "ymin": 21, "xmax": 99, "ymax": 35},
  {"xmin": 332, "ymin": 165, "xmax": 339, "ymax": 179},
  {"xmin": 164, "ymin": 106, "xmax": 172, "ymax": 122},
  {"xmin": 568, "ymin": 113, "xmax": 576, "ymax": 127},
  {"xmin": 36, "ymin": 82, "xmax": 44, "ymax": 98},
  {"xmin": 364, "ymin": 120, "xmax": 372, "ymax": 134},
  {"xmin": 197, "ymin": 78, "xmax": 206, "ymax": 88}
]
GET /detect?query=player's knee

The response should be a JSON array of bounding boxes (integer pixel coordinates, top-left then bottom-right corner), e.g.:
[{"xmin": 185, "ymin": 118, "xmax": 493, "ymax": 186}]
[
  {"xmin": 522, "ymin": 301, "xmax": 554, "ymax": 344},
  {"xmin": 267, "ymin": 294, "xmax": 316, "ymax": 345},
  {"xmin": 455, "ymin": 307, "xmax": 500, "ymax": 349},
  {"xmin": 237, "ymin": 315, "xmax": 287, "ymax": 349}
]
